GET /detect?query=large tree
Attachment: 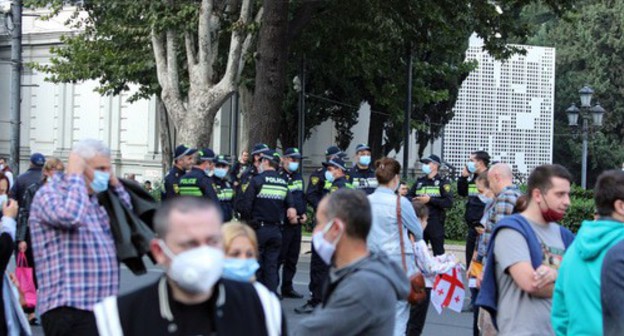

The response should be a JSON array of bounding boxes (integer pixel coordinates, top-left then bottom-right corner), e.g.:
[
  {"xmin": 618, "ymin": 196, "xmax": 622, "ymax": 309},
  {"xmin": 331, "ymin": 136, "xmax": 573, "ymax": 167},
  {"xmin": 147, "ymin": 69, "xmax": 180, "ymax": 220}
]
[{"xmin": 28, "ymin": 0, "xmax": 257, "ymax": 150}]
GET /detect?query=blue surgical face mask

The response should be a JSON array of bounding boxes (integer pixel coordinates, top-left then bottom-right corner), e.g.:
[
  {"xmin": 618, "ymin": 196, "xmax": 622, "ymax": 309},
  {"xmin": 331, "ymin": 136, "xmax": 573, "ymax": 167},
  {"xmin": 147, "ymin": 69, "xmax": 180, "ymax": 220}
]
[
  {"xmin": 359, "ymin": 155, "xmax": 371, "ymax": 166},
  {"xmin": 467, "ymin": 161, "xmax": 477, "ymax": 173},
  {"xmin": 324, "ymin": 170, "xmax": 334, "ymax": 183},
  {"xmin": 422, "ymin": 164, "xmax": 432, "ymax": 175},
  {"xmin": 478, "ymin": 194, "xmax": 492, "ymax": 204},
  {"xmin": 214, "ymin": 168, "xmax": 228, "ymax": 179},
  {"xmin": 288, "ymin": 162, "xmax": 299, "ymax": 172},
  {"xmin": 222, "ymin": 258, "xmax": 260, "ymax": 282},
  {"xmin": 90, "ymin": 170, "xmax": 110, "ymax": 193}
]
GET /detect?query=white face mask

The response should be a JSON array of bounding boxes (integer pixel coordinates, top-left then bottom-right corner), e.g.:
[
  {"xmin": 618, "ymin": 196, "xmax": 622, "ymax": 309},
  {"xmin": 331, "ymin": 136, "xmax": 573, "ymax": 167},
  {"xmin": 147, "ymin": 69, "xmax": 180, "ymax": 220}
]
[
  {"xmin": 159, "ymin": 240, "xmax": 224, "ymax": 295},
  {"xmin": 312, "ymin": 220, "xmax": 342, "ymax": 265}
]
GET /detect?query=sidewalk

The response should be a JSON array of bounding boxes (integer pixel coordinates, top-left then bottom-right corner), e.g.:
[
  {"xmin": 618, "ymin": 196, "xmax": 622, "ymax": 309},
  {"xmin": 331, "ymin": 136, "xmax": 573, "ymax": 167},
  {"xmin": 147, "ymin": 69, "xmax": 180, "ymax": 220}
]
[{"xmin": 300, "ymin": 236, "xmax": 468, "ymax": 265}]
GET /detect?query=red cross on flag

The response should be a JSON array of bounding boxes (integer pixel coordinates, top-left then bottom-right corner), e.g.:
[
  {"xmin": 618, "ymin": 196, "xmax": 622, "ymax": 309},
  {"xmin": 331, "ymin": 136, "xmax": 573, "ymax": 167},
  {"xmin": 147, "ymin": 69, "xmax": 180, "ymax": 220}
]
[{"xmin": 431, "ymin": 264, "xmax": 465, "ymax": 314}]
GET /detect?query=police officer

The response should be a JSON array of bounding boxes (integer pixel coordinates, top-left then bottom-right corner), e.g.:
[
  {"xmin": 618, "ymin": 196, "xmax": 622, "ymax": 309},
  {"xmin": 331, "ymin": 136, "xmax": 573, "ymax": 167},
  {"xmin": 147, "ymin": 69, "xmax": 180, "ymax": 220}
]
[
  {"xmin": 163, "ymin": 145, "xmax": 197, "ymax": 199},
  {"xmin": 296, "ymin": 145, "xmax": 346, "ymax": 314},
  {"xmin": 177, "ymin": 148, "xmax": 219, "ymax": 204},
  {"xmin": 278, "ymin": 148, "xmax": 306, "ymax": 299},
  {"xmin": 407, "ymin": 154, "xmax": 453, "ymax": 256},
  {"xmin": 348, "ymin": 143, "xmax": 377, "ymax": 194},
  {"xmin": 324, "ymin": 157, "xmax": 354, "ymax": 192},
  {"xmin": 213, "ymin": 154, "xmax": 235, "ymax": 222},
  {"xmin": 239, "ymin": 143, "xmax": 270, "ymax": 189},
  {"xmin": 457, "ymin": 150, "xmax": 490, "ymax": 269},
  {"xmin": 230, "ymin": 150, "xmax": 250, "ymax": 185},
  {"xmin": 237, "ymin": 150, "xmax": 297, "ymax": 293}
]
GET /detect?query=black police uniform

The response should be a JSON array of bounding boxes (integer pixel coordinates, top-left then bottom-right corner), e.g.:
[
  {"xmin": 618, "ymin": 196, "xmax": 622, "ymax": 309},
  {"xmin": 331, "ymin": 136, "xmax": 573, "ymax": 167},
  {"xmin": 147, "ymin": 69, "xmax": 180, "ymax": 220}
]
[
  {"xmin": 348, "ymin": 165, "xmax": 377, "ymax": 195},
  {"xmin": 177, "ymin": 168, "xmax": 219, "ymax": 204},
  {"xmin": 163, "ymin": 166, "xmax": 186, "ymax": 200},
  {"xmin": 278, "ymin": 168, "xmax": 306, "ymax": 295},
  {"xmin": 214, "ymin": 176, "xmax": 235, "ymax": 222},
  {"xmin": 237, "ymin": 169, "xmax": 294, "ymax": 293},
  {"xmin": 305, "ymin": 167, "xmax": 332, "ymax": 210},
  {"xmin": 458, "ymin": 173, "xmax": 486, "ymax": 268},
  {"xmin": 230, "ymin": 161, "xmax": 249, "ymax": 185},
  {"xmin": 407, "ymin": 174, "xmax": 453, "ymax": 256}
]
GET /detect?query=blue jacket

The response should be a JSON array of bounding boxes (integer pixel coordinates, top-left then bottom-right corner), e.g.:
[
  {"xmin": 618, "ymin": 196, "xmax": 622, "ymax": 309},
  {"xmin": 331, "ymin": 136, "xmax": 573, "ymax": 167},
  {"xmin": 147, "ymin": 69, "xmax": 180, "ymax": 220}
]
[{"xmin": 475, "ymin": 214, "xmax": 575, "ymax": 328}]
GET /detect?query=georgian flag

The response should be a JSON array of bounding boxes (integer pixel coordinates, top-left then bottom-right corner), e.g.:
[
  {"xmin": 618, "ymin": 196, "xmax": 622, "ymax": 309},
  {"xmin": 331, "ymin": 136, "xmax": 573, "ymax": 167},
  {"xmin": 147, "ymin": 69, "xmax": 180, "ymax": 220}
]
[{"xmin": 431, "ymin": 264, "xmax": 465, "ymax": 314}]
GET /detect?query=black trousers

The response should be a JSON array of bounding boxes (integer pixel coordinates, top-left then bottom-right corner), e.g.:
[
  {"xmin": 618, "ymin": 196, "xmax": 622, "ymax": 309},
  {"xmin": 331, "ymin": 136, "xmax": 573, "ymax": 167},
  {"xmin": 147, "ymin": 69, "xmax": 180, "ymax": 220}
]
[
  {"xmin": 406, "ymin": 288, "xmax": 432, "ymax": 336},
  {"xmin": 256, "ymin": 224, "xmax": 283, "ymax": 293},
  {"xmin": 308, "ymin": 244, "xmax": 329, "ymax": 305},
  {"xmin": 424, "ymin": 231, "xmax": 445, "ymax": 256},
  {"xmin": 279, "ymin": 224, "xmax": 302, "ymax": 292},
  {"xmin": 465, "ymin": 226, "xmax": 478, "ymax": 270},
  {"xmin": 41, "ymin": 307, "xmax": 98, "ymax": 336},
  {"xmin": 471, "ymin": 288, "xmax": 479, "ymax": 336}
]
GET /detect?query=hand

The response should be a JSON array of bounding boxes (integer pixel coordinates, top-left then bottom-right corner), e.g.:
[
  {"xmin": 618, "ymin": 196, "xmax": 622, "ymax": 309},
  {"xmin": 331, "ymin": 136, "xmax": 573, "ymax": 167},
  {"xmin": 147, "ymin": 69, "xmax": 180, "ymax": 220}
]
[
  {"xmin": 300, "ymin": 214, "xmax": 308, "ymax": 224},
  {"xmin": 8, "ymin": 273, "xmax": 19, "ymax": 288},
  {"xmin": 18, "ymin": 241, "xmax": 27, "ymax": 252},
  {"xmin": 67, "ymin": 152, "xmax": 87, "ymax": 175},
  {"xmin": 2, "ymin": 199, "xmax": 18, "ymax": 219},
  {"xmin": 461, "ymin": 166, "xmax": 470, "ymax": 178},
  {"xmin": 286, "ymin": 208, "xmax": 297, "ymax": 222},
  {"xmin": 475, "ymin": 226, "xmax": 485, "ymax": 235},
  {"xmin": 533, "ymin": 265, "xmax": 557, "ymax": 289},
  {"xmin": 414, "ymin": 195, "xmax": 431, "ymax": 204}
]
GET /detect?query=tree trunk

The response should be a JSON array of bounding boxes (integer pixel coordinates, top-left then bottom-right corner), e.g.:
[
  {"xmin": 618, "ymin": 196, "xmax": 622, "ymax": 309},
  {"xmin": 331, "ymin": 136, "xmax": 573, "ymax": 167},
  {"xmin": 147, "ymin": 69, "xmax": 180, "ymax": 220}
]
[
  {"xmin": 248, "ymin": 0, "xmax": 290, "ymax": 148},
  {"xmin": 239, "ymin": 85, "xmax": 254, "ymax": 151},
  {"xmin": 157, "ymin": 97, "xmax": 173, "ymax": 175},
  {"xmin": 368, "ymin": 100, "xmax": 388, "ymax": 160}
]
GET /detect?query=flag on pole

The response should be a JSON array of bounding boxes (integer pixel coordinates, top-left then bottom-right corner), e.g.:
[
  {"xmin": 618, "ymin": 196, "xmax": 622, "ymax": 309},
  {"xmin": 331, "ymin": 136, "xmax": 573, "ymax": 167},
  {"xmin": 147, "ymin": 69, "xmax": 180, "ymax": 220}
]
[{"xmin": 431, "ymin": 264, "xmax": 465, "ymax": 314}]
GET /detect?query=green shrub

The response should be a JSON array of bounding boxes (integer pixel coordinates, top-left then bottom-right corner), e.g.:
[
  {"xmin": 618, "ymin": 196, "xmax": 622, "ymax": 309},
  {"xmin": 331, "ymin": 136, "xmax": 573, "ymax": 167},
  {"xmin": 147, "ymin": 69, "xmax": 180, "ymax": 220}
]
[{"xmin": 560, "ymin": 196, "xmax": 595, "ymax": 233}]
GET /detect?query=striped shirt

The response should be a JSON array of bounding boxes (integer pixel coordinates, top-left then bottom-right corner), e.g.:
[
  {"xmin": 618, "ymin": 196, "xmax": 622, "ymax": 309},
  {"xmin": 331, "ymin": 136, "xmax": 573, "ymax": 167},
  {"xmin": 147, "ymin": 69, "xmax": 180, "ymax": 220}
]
[{"xmin": 29, "ymin": 173, "xmax": 132, "ymax": 315}]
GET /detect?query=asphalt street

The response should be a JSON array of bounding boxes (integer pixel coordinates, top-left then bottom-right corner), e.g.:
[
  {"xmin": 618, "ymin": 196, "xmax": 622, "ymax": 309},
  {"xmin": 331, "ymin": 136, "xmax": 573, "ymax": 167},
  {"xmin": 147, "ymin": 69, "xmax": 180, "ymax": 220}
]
[{"xmin": 31, "ymin": 253, "xmax": 472, "ymax": 335}]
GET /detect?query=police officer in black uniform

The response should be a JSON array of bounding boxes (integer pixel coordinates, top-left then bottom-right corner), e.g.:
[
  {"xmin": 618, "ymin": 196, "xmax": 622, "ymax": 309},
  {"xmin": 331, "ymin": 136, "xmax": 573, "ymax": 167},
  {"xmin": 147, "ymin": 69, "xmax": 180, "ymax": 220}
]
[
  {"xmin": 163, "ymin": 145, "xmax": 197, "ymax": 199},
  {"xmin": 324, "ymin": 157, "xmax": 354, "ymax": 192},
  {"xmin": 213, "ymin": 154, "xmax": 235, "ymax": 222},
  {"xmin": 407, "ymin": 154, "xmax": 453, "ymax": 256},
  {"xmin": 177, "ymin": 148, "xmax": 219, "ymax": 204},
  {"xmin": 348, "ymin": 143, "xmax": 377, "ymax": 194},
  {"xmin": 296, "ymin": 145, "xmax": 346, "ymax": 314},
  {"xmin": 457, "ymin": 150, "xmax": 490, "ymax": 268},
  {"xmin": 230, "ymin": 150, "xmax": 250, "ymax": 186},
  {"xmin": 278, "ymin": 148, "xmax": 306, "ymax": 299},
  {"xmin": 237, "ymin": 150, "xmax": 297, "ymax": 293},
  {"xmin": 234, "ymin": 143, "xmax": 270, "ymax": 217}
]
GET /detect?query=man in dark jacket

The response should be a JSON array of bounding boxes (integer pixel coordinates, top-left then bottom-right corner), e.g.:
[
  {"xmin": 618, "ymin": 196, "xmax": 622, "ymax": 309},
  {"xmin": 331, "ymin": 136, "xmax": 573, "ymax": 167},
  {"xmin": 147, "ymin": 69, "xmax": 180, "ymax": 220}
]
[
  {"xmin": 348, "ymin": 144, "xmax": 377, "ymax": 195},
  {"xmin": 163, "ymin": 145, "xmax": 197, "ymax": 200},
  {"xmin": 11, "ymin": 153, "xmax": 44, "ymax": 204},
  {"xmin": 177, "ymin": 148, "xmax": 219, "ymax": 203},
  {"xmin": 294, "ymin": 189, "xmax": 409, "ymax": 336},
  {"xmin": 278, "ymin": 148, "xmax": 306, "ymax": 299},
  {"xmin": 93, "ymin": 197, "xmax": 284, "ymax": 336}
]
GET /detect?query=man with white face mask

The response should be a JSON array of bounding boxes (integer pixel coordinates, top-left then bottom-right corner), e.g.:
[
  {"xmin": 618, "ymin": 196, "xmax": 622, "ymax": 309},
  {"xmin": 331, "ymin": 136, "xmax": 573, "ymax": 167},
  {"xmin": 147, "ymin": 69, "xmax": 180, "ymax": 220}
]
[
  {"xmin": 295, "ymin": 189, "xmax": 409, "ymax": 336},
  {"xmin": 349, "ymin": 144, "xmax": 378, "ymax": 195},
  {"xmin": 29, "ymin": 139, "xmax": 131, "ymax": 335},
  {"xmin": 94, "ymin": 197, "xmax": 284, "ymax": 335}
]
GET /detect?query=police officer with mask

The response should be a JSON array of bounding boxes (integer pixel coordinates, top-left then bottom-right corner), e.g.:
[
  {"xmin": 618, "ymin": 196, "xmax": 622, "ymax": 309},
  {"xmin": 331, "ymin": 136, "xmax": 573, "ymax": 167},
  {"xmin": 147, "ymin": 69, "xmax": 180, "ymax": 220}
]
[
  {"xmin": 213, "ymin": 154, "xmax": 235, "ymax": 222},
  {"xmin": 239, "ymin": 143, "xmax": 270, "ymax": 190},
  {"xmin": 278, "ymin": 148, "xmax": 307, "ymax": 299},
  {"xmin": 305, "ymin": 146, "xmax": 346, "ymax": 211},
  {"xmin": 163, "ymin": 145, "xmax": 197, "ymax": 199},
  {"xmin": 238, "ymin": 150, "xmax": 297, "ymax": 293},
  {"xmin": 324, "ymin": 157, "xmax": 354, "ymax": 192},
  {"xmin": 177, "ymin": 148, "xmax": 219, "ymax": 204},
  {"xmin": 348, "ymin": 144, "xmax": 377, "ymax": 194},
  {"xmin": 407, "ymin": 154, "xmax": 453, "ymax": 256}
]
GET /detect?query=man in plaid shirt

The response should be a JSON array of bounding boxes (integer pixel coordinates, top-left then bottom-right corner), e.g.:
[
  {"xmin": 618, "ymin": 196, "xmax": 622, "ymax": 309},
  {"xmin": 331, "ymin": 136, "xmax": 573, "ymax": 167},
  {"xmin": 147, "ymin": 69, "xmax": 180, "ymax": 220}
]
[{"xmin": 29, "ymin": 139, "xmax": 132, "ymax": 336}]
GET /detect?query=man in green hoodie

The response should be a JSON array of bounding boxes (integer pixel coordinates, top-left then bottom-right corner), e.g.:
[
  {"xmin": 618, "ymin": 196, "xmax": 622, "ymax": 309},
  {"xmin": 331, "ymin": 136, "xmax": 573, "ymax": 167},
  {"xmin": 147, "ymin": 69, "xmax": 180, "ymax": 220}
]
[{"xmin": 552, "ymin": 170, "xmax": 624, "ymax": 335}]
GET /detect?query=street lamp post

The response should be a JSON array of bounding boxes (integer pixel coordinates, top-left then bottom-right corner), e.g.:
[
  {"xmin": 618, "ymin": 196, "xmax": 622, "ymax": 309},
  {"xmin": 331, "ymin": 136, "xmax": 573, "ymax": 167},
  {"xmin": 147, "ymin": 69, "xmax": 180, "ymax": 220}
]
[{"xmin": 565, "ymin": 85, "xmax": 606, "ymax": 189}]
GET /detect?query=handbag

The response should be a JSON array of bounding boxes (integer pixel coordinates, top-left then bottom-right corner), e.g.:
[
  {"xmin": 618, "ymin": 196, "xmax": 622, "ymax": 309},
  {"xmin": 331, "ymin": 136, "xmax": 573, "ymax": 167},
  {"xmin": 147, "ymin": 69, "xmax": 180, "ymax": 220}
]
[
  {"xmin": 15, "ymin": 252, "xmax": 36, "ymax": 308},
  {"xmin": 397, "ymin": 196, "xmax": 427, "ymax": 304}
]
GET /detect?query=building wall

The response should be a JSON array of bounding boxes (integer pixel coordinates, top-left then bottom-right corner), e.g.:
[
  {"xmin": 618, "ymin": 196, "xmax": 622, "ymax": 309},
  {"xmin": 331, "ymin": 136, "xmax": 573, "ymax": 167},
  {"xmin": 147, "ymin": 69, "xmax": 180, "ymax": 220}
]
[{"xmin": 443, "ymin": 35, "xmax": 555, "ymax": 178}]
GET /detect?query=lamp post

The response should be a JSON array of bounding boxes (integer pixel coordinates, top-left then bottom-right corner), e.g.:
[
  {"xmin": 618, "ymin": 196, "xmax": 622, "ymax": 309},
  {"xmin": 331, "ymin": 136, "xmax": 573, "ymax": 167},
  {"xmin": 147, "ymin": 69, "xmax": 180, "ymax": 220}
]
[{"xmin": 565, "ymin": 85, "xmax": 606, "ymax": 189}]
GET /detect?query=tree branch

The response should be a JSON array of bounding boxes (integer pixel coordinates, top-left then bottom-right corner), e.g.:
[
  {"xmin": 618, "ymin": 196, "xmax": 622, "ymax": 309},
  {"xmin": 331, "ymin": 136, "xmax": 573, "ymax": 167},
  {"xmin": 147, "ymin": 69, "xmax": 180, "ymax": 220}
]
[
  {"xmin": 238, "ymin": 7, "xmax": 263, "ymax": 79},
  {"xmin": 185, "ymin": 32, "xmax": 197, "ymax": 71},
  {"xmin": 198, "ymin": 0, "xmax": 214, "ymax": 83},
  {"xmin": 220, "ymin": 0, "xmax": 252, "ymax": 88},
  {"xmin": 151, "ymin": 29, "xmax": 168, "ymax": 89},
  {"xmin": 166, "ymin": 30, "xmax": 180, "ymax": 90}
]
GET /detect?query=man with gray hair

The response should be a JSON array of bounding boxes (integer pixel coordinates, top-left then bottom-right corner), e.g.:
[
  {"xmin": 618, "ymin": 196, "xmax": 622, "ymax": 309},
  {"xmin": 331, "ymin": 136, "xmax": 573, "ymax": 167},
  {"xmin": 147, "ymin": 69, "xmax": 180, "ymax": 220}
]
[
  {"xmin": 295, "ymin": 189, "xmax": 409, "ymax": 335},
  {"xmin": 29, "ymin": 139, "xmax": 133, "ymax": 336}
]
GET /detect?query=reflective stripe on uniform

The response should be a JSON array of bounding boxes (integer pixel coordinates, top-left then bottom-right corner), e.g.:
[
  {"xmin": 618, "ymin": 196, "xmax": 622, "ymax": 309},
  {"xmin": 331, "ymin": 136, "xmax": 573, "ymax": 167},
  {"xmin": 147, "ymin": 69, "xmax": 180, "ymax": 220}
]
[
  {"xmin": 468, "ymin": 184, "xmax": 479, "ymax": 196},
  {"xmin": 288, "ymin": 180, "xmax": 304, "ymax": 192},
  {"xmin": 178, "ymin": 186, "xmax": 203, "ymax": 196},
  {"xmin": 258, "ymin": 185, "xmax": 288, "ymax": 199},
  {"xmin": 415, "ymin": 186, "xmax": 442, "ymax": 197}
]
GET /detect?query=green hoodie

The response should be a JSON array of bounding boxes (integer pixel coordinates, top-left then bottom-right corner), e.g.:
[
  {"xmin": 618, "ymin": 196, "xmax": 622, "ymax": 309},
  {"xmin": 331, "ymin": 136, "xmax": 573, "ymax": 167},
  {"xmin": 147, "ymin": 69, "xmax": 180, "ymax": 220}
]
[{"xmin": 552, "ymin": 218, "xmax": 624, "ymax": 336}]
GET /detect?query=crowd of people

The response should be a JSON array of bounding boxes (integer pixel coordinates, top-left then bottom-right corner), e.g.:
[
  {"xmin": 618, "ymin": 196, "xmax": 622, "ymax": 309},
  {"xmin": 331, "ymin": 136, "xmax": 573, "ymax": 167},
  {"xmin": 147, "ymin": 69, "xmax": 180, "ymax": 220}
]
[{"xmin": 0, "ymin": 138, "xmax": 621, "ymax": 335}]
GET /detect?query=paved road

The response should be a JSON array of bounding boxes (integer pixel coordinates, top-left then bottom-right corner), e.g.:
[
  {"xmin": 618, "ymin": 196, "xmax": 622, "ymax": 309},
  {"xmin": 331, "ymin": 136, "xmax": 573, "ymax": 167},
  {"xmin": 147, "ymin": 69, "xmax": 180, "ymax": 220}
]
[{"xmin": 32, "ymin": 253, "xmax": 473, "ymax": 335}]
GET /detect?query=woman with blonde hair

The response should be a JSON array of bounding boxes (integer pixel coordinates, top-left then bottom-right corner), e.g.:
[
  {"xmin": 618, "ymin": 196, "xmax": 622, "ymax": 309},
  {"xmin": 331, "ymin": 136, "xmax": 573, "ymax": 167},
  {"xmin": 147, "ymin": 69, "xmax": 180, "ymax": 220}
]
[{"xmin": 221, "ymin": 222, "xmax": 260, "ymax": 282}]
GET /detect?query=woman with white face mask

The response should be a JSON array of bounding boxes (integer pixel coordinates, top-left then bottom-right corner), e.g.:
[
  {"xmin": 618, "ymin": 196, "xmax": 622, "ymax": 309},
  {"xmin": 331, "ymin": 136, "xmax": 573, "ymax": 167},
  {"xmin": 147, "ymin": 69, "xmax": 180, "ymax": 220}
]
[{"xmin": 367, "ymin": 158, "xmax": 424, "ymax": 336}]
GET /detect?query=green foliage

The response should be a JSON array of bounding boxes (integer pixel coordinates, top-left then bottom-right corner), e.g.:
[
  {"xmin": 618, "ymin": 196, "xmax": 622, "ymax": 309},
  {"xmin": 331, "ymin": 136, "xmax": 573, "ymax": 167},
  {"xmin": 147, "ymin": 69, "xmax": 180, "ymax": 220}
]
[{"xmin": 560, "ymin": 196, "xmax": 594, "ymax": 233}]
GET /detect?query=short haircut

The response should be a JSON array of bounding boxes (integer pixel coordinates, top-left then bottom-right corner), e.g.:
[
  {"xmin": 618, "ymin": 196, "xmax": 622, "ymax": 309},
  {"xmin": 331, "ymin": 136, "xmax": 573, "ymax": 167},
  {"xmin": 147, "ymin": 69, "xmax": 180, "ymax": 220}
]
[
  {"xmin": 472, "ymin": 150, "xmax": 491, "ymax": 167},
  {"xmin": 222, "ymin": 221, "xmax": 258, "ymax": 256},
  {"xmin": 595, "ymin": 170, "xmax": 624, "ymax": 217},
  {"xmin": 72, "ymin": 139, "xmax": 111, "ymax": 160},
  {"xmin": 411, "ymin": 200, "xmax": 429, "ymax": 219},
  {"xmin": 526, "ymin": 164, "xmax": 572, "ymax": 200},
  {"xmin": 323, "ymin": 189, "xmax": 371, "ymax": 240},
  {"xmin": 374, "ymin": 157, "xmax": 401, "ymax": 185},
  {"xmin": 475, "ymin": 171, "xmax": 489, "ymax": 188},
  {"xmin": 153, "ymin": 197, "xmax": 221, "ymax": 238}
]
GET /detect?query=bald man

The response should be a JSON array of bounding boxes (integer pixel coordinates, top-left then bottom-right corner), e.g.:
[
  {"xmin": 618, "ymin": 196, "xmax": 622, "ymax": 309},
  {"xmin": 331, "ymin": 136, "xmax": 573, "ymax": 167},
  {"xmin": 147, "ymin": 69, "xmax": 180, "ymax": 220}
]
[{"xmin": 485, "ymin": 163, "xmax": 523, "ymax": 231}]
